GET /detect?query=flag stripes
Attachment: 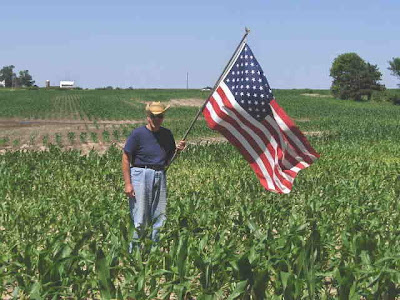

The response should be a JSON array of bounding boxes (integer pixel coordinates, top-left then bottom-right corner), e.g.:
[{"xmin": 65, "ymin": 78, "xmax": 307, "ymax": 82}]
[{"xmin": 203, "ymin": 81, "xmax": 319, "ymax": 194}]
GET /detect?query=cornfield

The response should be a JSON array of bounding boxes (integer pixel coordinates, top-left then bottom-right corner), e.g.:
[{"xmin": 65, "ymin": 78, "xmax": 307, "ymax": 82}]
[{"xmin": 0, "ymin": 88, "xmax": 399, "ymax": 298}]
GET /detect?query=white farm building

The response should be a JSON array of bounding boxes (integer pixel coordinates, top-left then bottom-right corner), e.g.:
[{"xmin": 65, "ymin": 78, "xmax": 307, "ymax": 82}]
[{"xmin": 59, "ymin": 81, "xmax": 75, "ymax": 88}]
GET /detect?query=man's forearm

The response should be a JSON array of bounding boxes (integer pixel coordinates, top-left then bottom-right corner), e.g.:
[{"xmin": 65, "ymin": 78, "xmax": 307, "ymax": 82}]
[{"xmin": 122, "ymin": 152, "xmax": 132, "ymax": 185}]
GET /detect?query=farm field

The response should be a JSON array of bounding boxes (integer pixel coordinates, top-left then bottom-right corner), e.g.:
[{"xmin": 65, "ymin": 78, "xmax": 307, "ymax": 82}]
[
  {"xmin": 0, "ymin": 89, "xmax": 214, "ymax": 153},
  {"xmin": 0, "ymin": 88, "xmax": 399, "ymax": 298}
]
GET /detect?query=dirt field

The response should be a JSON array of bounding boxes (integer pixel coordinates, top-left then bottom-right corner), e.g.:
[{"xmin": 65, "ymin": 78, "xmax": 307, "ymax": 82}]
[
  {"xmin": 0, "ymin": 98, "xmax": 322, "ymax": 154},
  {"xmin": 0, "ymin": 118, "xmax": 144, "ymax": 154}
]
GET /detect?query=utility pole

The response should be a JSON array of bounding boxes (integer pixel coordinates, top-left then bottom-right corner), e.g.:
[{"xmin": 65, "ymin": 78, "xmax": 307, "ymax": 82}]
[{"xmin": 186, "ymin": 72, "xmax": 189, "ymax": 89}]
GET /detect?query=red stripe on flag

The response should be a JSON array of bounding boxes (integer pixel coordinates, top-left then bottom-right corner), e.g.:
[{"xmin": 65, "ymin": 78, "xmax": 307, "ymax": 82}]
[
  {"xmin": 270, "ymin": 99, "xmax": 320, "ymax": 159},
  {"xmin": 261, "ymin": 118, "xmax": 312, "ymax": 168},
  {"xmin": 202, "ymin": 105, "xmax": 274, "ymax": 192},
  {"xmin": 263, "ymin": 118, "xmax": 314, "ymax": 166},
  {"xmin": 260, "ymin": 117, "xmax": 304, "ymax": 171},
  {"xmin": 215, "ymin": 88, "xmax": 293, "ymax": 189},
  {"xmin": 216, "ymin": 87, "xmax": 302, "ymax": 174},
  {"xmin": 207, "ymin": 96, "xmax": 286, "ymax": 192}
]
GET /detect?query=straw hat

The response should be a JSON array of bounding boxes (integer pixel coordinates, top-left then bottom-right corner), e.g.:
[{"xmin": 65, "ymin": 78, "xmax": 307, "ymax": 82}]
[{"xmin": 145, "ymin": 101, "xmax": 170, "ymax": 115}]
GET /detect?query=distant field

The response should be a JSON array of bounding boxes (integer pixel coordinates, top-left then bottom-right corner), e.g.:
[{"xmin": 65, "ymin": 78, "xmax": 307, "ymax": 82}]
[
  {"xmin": 0, "ymin": 89, "xmax": 214, "ymax": 151},
  {"xmin": 0, "ymin": 88, "xmax": 209, "ymax": 120},
  {"xmin": 1, "ymin": 88, "xmax": 399, "ymax": 152},
  {"xmin": 1, "ymin": 88, "xmax": 399, "ymax": 298}
]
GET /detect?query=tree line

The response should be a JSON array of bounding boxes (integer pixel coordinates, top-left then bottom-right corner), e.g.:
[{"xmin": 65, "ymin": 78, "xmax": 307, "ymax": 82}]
[
  {"xmin": 0, "ymin": 65, "xmax": 35, "ymax": 88},
  {"xmin": 330, "ymin": 55, "xmax": 400, "ymax": 103},
  {"xmin": 1, "ymin": 56, "xmax": 399, "ymax": 103}
]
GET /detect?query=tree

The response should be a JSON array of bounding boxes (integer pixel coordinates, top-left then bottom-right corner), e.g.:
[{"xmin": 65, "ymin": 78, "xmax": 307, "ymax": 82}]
[
  {"xmin": 330, "ymin": 53, "xmax": 384, "ymax": 101},
  {"xmin": 0, "ymin": 65, "xmax": 16, "ymax": 88},
  {"xmin": 388, "ymin": 57, "xmax": 400, "ymax": 86},
  {"xmin": 18, "ymin": 70, "xmax": 35, "ymax": 87}
]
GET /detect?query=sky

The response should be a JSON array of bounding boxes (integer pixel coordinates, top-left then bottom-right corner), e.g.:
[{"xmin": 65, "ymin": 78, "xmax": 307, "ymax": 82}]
[{"xmin": 1, "ymin": 0, "xmax": 399, "ymax": 89}]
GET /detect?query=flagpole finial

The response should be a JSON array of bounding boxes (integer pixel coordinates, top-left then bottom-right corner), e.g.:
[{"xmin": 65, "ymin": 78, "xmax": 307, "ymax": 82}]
[{"xmin": 245, "ymin": 27, "xmax": 250, "ymax": 34}]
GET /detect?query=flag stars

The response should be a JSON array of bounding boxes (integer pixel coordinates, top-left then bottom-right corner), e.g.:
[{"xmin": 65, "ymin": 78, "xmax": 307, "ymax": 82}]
[{"xmin": 224, "ymin": 46, "xmax": 275, "ymax": 121}]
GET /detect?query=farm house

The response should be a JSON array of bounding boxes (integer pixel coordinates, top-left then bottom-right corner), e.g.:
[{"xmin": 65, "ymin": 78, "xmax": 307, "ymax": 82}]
[{"xmin": 59, "ymin": 80, "xmax": 75, "ymax": 88}]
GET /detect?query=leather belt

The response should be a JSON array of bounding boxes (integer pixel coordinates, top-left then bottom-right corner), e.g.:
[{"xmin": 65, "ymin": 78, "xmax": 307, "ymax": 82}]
[{"xmin": 133, "ymin": 164, "xmax": 165, "ymax": 171}]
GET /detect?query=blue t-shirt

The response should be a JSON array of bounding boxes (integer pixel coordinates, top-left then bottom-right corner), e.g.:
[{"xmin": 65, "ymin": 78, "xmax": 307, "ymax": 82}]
[{"xmin": 124, "ymin": 126, "xmax": 176, "ymax": 166}]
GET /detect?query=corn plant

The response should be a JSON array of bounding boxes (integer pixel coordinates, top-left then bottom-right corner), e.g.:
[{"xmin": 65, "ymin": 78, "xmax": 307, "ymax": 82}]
[
  {"xmin": 80, "ymin": 132, "xmax": 87, "ymax": 143},
  {"xmin": 68, "ymin": 132, "xmax": 76, "ymax": 145},
  {"xmin": 55, "ymin": 133, "xmax": 62, "ymax": 147},
  {"xmin": 102, "ymin": 130, "xmax": 110, "ymax": 143},
  {"xmin": 90, "ymin": 132, "xmax": 98, "ymax": 143},
  {"xmin": 42, "ymin": 134, "xmax": 49, "ymax": 146},
  {"xmin": 112, "ymin": 129, "xmax": 120, "ymax": 142}
]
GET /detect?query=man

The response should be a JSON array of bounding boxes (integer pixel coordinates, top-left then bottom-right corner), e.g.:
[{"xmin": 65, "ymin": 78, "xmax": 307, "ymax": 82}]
[{"xmin": 122, "ymin": 101, "xmax": 185, "ymax": 249}]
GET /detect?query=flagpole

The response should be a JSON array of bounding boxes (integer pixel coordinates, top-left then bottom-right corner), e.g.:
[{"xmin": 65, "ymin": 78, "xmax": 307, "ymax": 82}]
[{"xmin": 166, "ymin": 28, "xmax": 250, "ymax": 169}]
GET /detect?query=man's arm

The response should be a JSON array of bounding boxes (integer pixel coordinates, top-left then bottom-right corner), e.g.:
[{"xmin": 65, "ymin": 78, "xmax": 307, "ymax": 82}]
[{"xmin": 122, "ymin": 151, "xmax": 134, "ymax": 197}]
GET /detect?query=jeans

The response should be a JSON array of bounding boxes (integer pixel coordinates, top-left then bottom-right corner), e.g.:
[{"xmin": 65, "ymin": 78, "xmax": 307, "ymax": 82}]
[{"xmin": 128, "ymin": 167, "xmax": 167, "ymax": 252}]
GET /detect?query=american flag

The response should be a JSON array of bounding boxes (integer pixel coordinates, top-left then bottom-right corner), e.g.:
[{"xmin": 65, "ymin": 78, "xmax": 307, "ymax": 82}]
[{"xmin": 202, "ymin": 43, "xmax": 319, "ymax": 194}]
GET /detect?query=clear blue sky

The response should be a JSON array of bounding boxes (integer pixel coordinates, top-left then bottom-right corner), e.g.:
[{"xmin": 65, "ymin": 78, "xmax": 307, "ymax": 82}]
[{"xmin": 1, "ymin": 0, "xmax": 399, "ymax": 89}]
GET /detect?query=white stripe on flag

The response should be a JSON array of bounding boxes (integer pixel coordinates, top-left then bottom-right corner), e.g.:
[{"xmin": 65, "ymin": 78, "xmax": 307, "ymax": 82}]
[
  {"xmin": 265, "ymin": 114, "xmax": 309, "ymax": 169},
  {"xmin": 204, "ymin": 101, "xmax": 286, "ymax": 192},
  {"xmin": 271, "ymin": 106, "xmax": 318, "ymax": 161},
  {"xmin": 219, "ymin": 83, "xmax": 303, "ymax": 175},
  {"xmin": 212, "ymin": 89, "xmax": 294, "ymax": 191}
]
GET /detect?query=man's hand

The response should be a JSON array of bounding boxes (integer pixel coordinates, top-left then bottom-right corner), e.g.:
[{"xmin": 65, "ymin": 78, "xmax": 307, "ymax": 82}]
[
  {"xmin": 176, "ymin": 140, "xmax": 186, "ymax": 152},
  {"xmin": 125, "ymin": 183, "xmax": 135, "ymax": 198}
]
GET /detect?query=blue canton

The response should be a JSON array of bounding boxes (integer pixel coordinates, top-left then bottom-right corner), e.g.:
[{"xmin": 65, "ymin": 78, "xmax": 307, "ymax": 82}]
[{"xmin": 223, "ymin": 44, "xmax": 273, "ymax": 121}]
